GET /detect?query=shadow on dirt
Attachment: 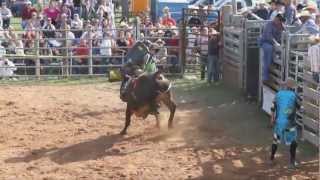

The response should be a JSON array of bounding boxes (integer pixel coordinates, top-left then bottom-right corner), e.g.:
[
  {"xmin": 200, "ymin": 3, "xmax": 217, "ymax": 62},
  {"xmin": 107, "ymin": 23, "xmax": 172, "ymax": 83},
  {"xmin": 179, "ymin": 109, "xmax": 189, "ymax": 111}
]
[{"xmin": 5, "ymin": 134, "xmax": 144, "ymax": 165}]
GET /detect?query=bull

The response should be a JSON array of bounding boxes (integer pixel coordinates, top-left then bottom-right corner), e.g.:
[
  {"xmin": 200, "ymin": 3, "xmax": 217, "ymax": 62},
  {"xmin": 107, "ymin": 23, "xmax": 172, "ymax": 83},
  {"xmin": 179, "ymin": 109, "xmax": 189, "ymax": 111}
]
[{"xmin": 119, "ymin": 41, "xmax": 176, "ymax": 135}]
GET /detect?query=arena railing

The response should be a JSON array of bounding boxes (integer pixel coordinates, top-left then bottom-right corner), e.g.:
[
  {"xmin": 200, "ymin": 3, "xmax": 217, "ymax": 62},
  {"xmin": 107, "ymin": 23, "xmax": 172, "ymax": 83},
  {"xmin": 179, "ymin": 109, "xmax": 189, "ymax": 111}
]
[{"xmin": 0, "ymin": 25, "xmax": 184, "ymax": 80}]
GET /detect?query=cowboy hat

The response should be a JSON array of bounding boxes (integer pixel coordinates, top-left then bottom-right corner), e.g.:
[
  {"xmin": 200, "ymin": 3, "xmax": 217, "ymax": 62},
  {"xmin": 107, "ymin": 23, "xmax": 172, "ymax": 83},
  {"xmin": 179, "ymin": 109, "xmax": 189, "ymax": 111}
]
[
  {"xmin": 210, "ymin": 28, "xmax": 220, "ymax": 35},
  {"xmin": 163, "ymin": 6, "xmax": 170, "ymax": 13},
  {"xmin": 297, "ymin": 10, "xmax": 312, "ymax": 18},
  {"xmin": 155, "ymin": 39, "xmax": 165, "ymax": 45}
]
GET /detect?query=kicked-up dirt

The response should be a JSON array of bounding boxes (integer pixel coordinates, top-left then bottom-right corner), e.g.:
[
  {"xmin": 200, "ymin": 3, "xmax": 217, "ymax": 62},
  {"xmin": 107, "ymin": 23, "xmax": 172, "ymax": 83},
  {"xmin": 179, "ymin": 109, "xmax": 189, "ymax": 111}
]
[{"xmin": 0, "ymin": 79, "xmax": 318, "ymax": 180}]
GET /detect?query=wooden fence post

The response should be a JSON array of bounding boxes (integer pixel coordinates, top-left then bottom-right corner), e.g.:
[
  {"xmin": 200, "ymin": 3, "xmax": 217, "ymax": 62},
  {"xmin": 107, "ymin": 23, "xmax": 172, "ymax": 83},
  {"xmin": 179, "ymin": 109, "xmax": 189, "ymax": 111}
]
[
  {"xmin": 35, "ymin": 29, "xmax": 40, "ymax": 80},
  {"xmin": 88, "ymin": 26, "xmax": 93, "ymax": 75}
]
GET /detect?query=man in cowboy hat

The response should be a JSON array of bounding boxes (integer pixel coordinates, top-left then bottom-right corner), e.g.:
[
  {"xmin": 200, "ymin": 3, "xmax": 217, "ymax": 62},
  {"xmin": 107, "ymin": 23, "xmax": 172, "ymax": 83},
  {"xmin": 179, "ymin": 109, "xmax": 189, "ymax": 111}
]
[
  {"xmin": 269, "ymin": 79, "xmax": 301, "ymax": 169},
  {"xmin": 207, "ymin": 28, "xmax": 220, "ymax": 84},
  {"xmin": 296, "ymin": 10, "xmax": 319, "ymax": 34}
]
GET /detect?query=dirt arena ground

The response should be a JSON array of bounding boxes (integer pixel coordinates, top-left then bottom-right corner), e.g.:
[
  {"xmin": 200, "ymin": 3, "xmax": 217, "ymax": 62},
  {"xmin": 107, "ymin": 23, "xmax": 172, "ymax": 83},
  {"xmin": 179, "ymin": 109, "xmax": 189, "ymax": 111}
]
[{"xmin": 0, "ymin": 78, "xmax": 318, "ymax": 180}]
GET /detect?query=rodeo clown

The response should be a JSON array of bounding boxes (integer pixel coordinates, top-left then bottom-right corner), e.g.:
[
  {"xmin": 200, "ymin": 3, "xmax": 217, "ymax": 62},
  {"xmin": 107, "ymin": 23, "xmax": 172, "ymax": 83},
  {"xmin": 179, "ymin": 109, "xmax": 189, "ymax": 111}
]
[{"xmin": 269, "ymin": 79, "xmax": 301, "ymax": 169}]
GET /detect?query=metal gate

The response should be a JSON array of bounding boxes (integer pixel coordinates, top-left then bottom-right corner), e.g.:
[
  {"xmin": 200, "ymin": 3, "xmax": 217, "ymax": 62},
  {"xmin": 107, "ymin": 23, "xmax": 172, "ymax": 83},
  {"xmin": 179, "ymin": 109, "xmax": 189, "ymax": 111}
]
[
  {"xmin": 285, "ymin": 33, "xmax": 319, "ymax": 147},
  {"xmin": 181, "ymin": 8, "xmax": 220, "ymax": 76},
  {"xmin": 244, "ymin": 19, "xmax": 268, "ymax": 98}
]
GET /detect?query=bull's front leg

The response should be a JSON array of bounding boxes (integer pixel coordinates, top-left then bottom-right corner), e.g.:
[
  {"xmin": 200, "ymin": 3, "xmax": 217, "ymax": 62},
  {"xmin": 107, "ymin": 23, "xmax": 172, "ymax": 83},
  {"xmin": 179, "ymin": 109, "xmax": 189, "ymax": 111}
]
[
  {"xmin": 162, "ymin": 92, "xmax": 176, "ymax": 129},
  {"xmin": 120, "ymin": 104, "xmax": 133, "ymax": 135}
]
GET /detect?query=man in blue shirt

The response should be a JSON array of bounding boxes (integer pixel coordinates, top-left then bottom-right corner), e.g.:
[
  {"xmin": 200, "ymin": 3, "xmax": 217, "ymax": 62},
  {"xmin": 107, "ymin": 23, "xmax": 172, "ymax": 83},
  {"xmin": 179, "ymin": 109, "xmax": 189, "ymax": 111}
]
[
  {"xmin": 296, "ymin": 10, "xmax": 320, "ymax": 34},
  {"xmin": 270, "ymin": 79, "xmax": 300, "ymax": 169},
  {"xmin": 284, "ymin": 0, "xmax": 296, "ymax": 25},
  {"xmin": 260, "ymin": 13, "xmax": 285, "ymax": 83}
]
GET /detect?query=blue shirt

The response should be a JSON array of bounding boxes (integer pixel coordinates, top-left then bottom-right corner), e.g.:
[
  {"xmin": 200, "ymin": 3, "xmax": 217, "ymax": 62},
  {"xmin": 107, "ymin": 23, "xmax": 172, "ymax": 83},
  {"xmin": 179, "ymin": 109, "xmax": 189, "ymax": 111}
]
[
  {"xmin": 296, "ymin": 19, "xmax": 320, "ymax": 35},
  {"xmin": 284, "ymin": 5, "xmax": 296, "ymax": 25},
  {"xmin": 274, "ymin": 90, "xmax": 298, "ymax": 128},
  {"xmin": 261, "ymin": 21, "xmax": 283, "ymax": 45}
]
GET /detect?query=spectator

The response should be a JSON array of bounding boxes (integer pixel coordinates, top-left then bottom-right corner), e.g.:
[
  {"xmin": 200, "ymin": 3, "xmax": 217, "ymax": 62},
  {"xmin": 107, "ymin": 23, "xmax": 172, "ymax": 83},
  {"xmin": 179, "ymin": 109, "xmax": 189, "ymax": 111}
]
[
  {"xmin": 43, "ymin": 1, "xmax": 61, "ymax": 24},
  {"xmin": 71, "ymin": 13, "xmax": 83, "ymax": 38},
  {"xmin": 4, "ymin": 27, "xmax": 24, "ymax": 55},
  {"xmin": 254, "ymin": 2, "xmax": 269, "ymax": 20},
  {"xmin": 284, "ymin": 0, "xmax": 296, "ymax": 25},
  {"xmin": 166, "ymin": 29, "xmax": 180, "ymax": 73},
  {"xmin": 269, "ymin": 0, "xmax": 285, "ymax": 20},
  {"xmin": 21, "ymin": 1, "xmax": 37, "ymax": 29},
  {"xmin": 29, "ymin": 12, "xmax": 42, "ymax": 29},
  {"xmin": 304, "ymin": 4, "xmax": 318, "ymax": 20},
  {"xmin": 116, "ymin": 30, "xmax": 129, "ymax": 52},
  {"xmin": 268, "ymin": 0, "xmax": 277, "ymax": 19},
  {"xmin": 0, "ymin": 58, "xmax": 17, "ymax": 77},
  {"xmin": 80, "ymin": 0, "xmax": 96, "ymax": 20},
  {"xmin": 73, "ymin": 0, "xmax": 82, "ymax": 15},
  {"xmin": 60, "ymin": 4, "xmax": 72, "ymax": 20},
  {"xmin": 64, "ymin": 25, "xmax": 75, "ymax": 48},
  {"xmin": 161, "ymin": 12, "xmax": 176, "ymax": 27},
  {"xmin": 188, "ymin": 10, "xmax": 202, "ymax": 27},
  {"xmin": 73, "ymin": 39, "xmax": 89, "ymax": 74},
  {"xmin": 126, "ymin": 31, "xmax": 134, "ymax": 47},
  {"xmin": 42, "ymin": 17, "xmax": 56, "ymax": 39},
  {"xmin": 56, "ymin": 13, "xmax": 70, "ymax": 29},
  {"xmin": 0, "ymin": 2, "xmax": 13, "ymax": 29},
  {"xmin": 154, "ymin": 38, "xmax": 167, "ymax": 69},
  {"xmin": 260, "ymin": 14, "xmax": 285, "ymax": 83},
  {"xmin": 207, "ymin": 28, "xmax": 220, "ymax": 84},
  {"xmin": 296, "ymin": 10, "xmax": 320, "ymax": 35},
  {"xmin": 23, "ymin": 20, "xmax": 37, "ymax": 51},
  {"xmin": 99, "ymin": 31, "xmax": 114, "ymax": 73}
]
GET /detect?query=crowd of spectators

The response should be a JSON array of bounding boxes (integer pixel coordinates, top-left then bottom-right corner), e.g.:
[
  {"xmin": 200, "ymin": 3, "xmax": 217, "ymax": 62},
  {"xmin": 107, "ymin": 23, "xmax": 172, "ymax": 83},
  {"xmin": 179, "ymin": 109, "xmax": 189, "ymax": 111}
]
[{"xmin": 0, "ymin": 0, "xmax": 190, "ymax": 75}]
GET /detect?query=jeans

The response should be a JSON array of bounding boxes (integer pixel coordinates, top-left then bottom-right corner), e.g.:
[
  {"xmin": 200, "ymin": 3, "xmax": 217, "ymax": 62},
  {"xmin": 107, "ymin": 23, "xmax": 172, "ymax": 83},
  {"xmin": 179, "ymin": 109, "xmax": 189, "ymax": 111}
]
[
  {"xmin": 3, "ymin": 19, "xmax": 10, "ymax": 29},
  {"xmin": 262, "ymin": 43, "xmax": 273, "ymax": 81},
  {"xmin": 207, "ymin": 55, "xmax": 219, "ymax": 83},
  {"xmin": 200, "ymin": 55, "xmax": 207, "ymax": 80},
  {"xmin": 313, "ymin": 72, "xmax": 319, "ymax": 83}
]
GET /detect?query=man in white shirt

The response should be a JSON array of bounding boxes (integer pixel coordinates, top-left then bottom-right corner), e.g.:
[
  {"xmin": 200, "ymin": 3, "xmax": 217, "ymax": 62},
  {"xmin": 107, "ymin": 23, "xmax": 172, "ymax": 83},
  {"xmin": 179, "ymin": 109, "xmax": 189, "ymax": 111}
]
[
  {"xmin": 0, "ymin": 58, "xmax": 16, "ymax": 77},
  {"xmin": 99, "ymin": 32, "xmax": 114, "ymax": 74},
  {"xmin": 0, "ymin": 2, "xmax": 12, "ymax": 29}
]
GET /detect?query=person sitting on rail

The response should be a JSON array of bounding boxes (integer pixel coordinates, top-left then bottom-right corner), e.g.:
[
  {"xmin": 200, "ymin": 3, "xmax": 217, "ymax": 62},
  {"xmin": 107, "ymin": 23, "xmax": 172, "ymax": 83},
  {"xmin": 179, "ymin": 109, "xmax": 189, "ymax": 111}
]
[
  {"xmin": 259, "ymin": 13, "xmax": 285, "ymax": 84},
  {"xmin": 269, "ymin": 79, "xmax": 301, "ymax": 169},
  {"xmin": 296, "ymin": 10, "xmax": 320, "ymax": 35}
]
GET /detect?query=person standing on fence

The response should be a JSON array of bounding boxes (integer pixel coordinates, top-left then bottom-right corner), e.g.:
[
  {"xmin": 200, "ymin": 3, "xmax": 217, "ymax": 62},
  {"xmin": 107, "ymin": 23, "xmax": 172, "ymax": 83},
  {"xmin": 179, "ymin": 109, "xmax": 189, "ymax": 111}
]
[
  {"xmin": 269, "ymin": 79, "xmax": 300, "ymax": 169},
  {"xmin": 260, "ymin": 13, "xmax": 285, "ymax": 84},
  {"xmin": 0, "ymin": 2, "xmax": 12, "ymax": 29},
  {"xmin": 296, "ymin": 10, "xmax": 320, "ymax": 35},
  {"xmin": 207, "ymin": 28, "xmax": 220, "ymax": 84}
]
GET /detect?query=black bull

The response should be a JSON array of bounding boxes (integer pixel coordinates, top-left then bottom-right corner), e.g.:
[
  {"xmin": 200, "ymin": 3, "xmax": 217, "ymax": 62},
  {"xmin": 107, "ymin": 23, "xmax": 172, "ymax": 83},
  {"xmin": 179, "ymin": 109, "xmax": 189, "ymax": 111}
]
[{"xmin": 119, "ymin": 70, "xmax": 176, "ymax": 135}]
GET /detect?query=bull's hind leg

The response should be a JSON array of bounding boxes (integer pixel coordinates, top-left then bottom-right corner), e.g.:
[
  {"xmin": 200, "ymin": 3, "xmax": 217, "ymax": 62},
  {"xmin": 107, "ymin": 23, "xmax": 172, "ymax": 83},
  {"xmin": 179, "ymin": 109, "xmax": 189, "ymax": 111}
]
[
  {"xmin": 161, "ymin": 92, "xmax": 176, "ymax": 129},
  {"xmin": 155, "ymin": 113, "xmax": 160, "ymax": 129},
  {"xmin": 120, "ymin": 105, "xmax": 133, "ymax": 135}
]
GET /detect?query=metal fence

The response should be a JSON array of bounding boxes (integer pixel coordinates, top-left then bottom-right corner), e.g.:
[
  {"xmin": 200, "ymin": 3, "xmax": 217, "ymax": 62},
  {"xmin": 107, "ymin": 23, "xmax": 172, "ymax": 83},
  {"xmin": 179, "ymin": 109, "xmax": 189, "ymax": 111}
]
[
  {"xmin": 284, "ymin": 33, "xmax": 319, "ymax": 147},
  {"xmin": 0, "ymin": 23, "xmax": 183, "ymax": 80}
]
